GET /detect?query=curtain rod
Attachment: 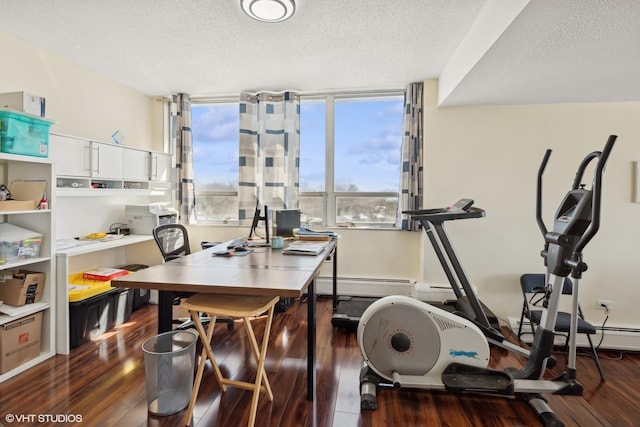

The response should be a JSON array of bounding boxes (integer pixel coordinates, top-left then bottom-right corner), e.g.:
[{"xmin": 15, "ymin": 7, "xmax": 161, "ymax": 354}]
[{"xmin": 157, "ymin": 87, "xmax": 405, "ymax": 103}]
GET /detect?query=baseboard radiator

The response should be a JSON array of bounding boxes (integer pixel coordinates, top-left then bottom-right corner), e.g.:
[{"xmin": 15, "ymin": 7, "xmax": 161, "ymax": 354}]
[
  {"xmin": 316, "ymin": 277, "xmax": 415, "ymax": 298},
  {"xmin": 509, "ymin": 318, "xmax": 640, "ymax": 351}
]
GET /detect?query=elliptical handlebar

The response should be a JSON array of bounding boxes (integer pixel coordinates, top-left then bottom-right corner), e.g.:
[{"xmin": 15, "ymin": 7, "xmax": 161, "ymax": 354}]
[
  {"xmin": 573, "ymin": 134, "xmax": 617, "ymax": 254},
  {"xmin": 536, "ymin": 149, "xmax": 552, "ymax": 238},
  {"xmin": 571, "ymin": 151, "xmax": 600, "ymax": 190},
  {"xmin": 535, "ymin": 135, "xmax": 617, "ymax": 273}
]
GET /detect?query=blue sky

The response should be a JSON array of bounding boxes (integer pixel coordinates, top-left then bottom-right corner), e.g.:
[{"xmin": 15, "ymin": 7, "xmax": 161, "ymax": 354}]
[
  {"xmin": 191, "ymin": 97, "xmax": 404, "ymax": 192},
  {"xmin": 192, "ymin": 104, "xmax": 239, "ymax": 190}
]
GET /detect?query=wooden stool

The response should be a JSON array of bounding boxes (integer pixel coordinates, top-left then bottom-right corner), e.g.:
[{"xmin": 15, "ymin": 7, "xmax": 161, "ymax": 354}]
[{"xmin": 182, "ymin": 293, "xmax": 280, "ymax": 427}]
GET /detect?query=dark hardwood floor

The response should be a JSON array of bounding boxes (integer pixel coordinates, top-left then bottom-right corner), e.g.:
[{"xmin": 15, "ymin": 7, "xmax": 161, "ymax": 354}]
[{"xmin": 0, "ymin": 297, "xmax": 638, "ymax": 426}]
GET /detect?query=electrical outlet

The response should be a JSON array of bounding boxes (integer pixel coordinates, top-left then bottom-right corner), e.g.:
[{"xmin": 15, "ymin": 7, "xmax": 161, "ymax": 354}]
[{"xmin": 597, "ymin": 299, "xmax": 613, "ymax": 311}]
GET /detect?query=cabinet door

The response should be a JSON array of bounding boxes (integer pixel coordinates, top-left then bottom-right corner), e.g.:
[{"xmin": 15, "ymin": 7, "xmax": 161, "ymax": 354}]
[
  {"xmin": 123, "ymin": 148, "xmax": 150, "ymax": 181},
  {"xmin": 150, "ymin": 152, "xmax": 171, "ymax": 182},
  {"xmin": 50, "ymin": 134, "xmax": 91, "ymax": 177},
  {"xmin": 91, "ymin": 142, "xmax": 123, "ymax": 179}
]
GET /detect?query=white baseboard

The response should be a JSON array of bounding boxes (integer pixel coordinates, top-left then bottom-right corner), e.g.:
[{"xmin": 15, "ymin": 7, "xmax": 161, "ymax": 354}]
[
  {"xmin": 508, "ymin": 317, "xmax": 640, "ymax": 351},
  {"xmin": 316, "ymin": 277, "xmax": 414, "ymax": 297}
]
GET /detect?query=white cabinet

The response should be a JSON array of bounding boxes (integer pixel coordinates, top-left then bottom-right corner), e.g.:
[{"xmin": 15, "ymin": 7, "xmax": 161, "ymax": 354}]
[
  {"xmin": 151, "ymin": 152, "xmax": 171, "ymax": 182},
  {"xmin": 123, "ymin": 147, "xmax": 150, "ymax": 182},
  {"xmin": 0, "ymin": 154, "xmax": 55, "ymax": 383},
  {"xmin": 50, "ymin": 134, "xmax": 91, "ymax": 178},
  {"xmin": 91, "ymin": 141, "xmax": 123, "ymax": 180},
  {"xmin": 50, "ymin": 132, "xmax": 170, "ymax": 196},
  {"xmin": 51, "ymin": 135, "xmax": 124, "ymax": 181}
]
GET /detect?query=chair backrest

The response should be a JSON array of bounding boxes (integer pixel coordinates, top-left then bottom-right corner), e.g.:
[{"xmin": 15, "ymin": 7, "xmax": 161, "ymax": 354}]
[
  {"xmin": 153, "ymin": 223, "xmax": 191, "ymax": 262},
  {"xmin": 520, "ymin": 273, "xmax": 573, "ymax": 296}
]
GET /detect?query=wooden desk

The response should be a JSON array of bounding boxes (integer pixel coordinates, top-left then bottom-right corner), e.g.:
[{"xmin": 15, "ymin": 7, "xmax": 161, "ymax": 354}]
[{"xmin": 113, "ymin": 239, "xmax": 337, "ymax": 401}]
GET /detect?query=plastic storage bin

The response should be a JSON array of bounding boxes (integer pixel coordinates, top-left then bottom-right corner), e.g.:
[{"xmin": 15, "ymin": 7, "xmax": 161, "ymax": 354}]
[
  {"xmin": 0, "ymin": 109, "xmax": 53, "ymax": 157},
  {"xmin": 68, "ymin": 272, "xmax": 134, "ymax": 348},
  {"xmin": 142, "ymin": 330, "xmax": 197, "ymax": 416},
  {"xmin": 69, "ymin": 291, "xmax": 114, "ymax": 348},
  {"xmin": 116, "ymin": 264, "xmax": 149, "ymax": 311},
  {"xmin": 0, "ymin": 223, "xmax": 43, "ymax": 264},
  {"xmin": 112, "ymin": 287, "xmax": 133, "ymax": 326}
]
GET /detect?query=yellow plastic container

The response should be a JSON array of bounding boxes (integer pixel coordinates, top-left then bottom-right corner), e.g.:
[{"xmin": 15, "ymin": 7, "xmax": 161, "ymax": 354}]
[{"xmin": 67, "ymin": 272, "xmax": 122, "ymax": 302}]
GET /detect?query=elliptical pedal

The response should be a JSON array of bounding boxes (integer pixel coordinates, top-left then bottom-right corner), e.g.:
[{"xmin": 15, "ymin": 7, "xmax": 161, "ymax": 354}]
[{"xmin": 441, "ymin": 363, "xmax": 514, "ymax": 395}]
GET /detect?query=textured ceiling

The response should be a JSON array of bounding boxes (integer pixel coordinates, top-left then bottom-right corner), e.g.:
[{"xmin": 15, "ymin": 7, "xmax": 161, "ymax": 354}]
[{"xmin": 0, "ymin": 0, "xmax": 639, "ymax": 106}]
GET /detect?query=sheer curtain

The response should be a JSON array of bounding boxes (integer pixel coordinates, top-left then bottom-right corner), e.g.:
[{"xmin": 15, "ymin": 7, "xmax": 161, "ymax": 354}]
[
  {"xmin": 397, "ymin": 82, "xmax": 424, "ymax": 231},
  {"xmin": 237, "ymin": 91, "xmax": 300, "ymax": 224},
  {"xmin": 173, "ymin": 93, "xmax": 196, "ymax": 224}
]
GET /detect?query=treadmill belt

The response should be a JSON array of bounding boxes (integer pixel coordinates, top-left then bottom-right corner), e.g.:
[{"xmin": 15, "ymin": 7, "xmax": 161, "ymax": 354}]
[
  {"xmin": 339, "ymin": 297, "xmax": 376, "ymax": 317},
  {"xmin": 331, "ymin": 296, "xmax": 377, "ymax": 330}
]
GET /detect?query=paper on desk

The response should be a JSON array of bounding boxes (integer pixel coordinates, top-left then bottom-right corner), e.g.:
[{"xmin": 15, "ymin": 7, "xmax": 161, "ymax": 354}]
[
  {"xmin": 297, "ymin": 227, "xmax": 337, "ymax": 237},
  {"xmin": 283, "ymin": 241, "xmax": 328, "ymax": 255},
  {"xmin": 56, "ymin": 238, "xmax": 93, "ymax": 251}
]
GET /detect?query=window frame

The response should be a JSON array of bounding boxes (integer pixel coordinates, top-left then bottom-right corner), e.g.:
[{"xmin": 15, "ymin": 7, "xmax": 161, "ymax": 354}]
[{"xmin": 185, "ymin": 90, "xmax": 405, "ymax": 229}]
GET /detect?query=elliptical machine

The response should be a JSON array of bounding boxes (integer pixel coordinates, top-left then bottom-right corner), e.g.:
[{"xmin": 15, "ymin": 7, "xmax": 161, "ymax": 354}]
[{"xmin": 357, "ymin": 135, "xmax": 617, "ymax": 426}]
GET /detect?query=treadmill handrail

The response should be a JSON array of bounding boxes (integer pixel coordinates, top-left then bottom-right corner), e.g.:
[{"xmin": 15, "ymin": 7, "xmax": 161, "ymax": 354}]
[{"xmin": 404, "ymin": 207, "xmax": 486, "ymax": 223}]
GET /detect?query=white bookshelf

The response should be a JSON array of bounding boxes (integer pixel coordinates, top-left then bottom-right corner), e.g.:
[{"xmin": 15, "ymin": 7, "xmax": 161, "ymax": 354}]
[{"xmin": 0, "ymin": 153, "xmax": 55, "ymax": 383}]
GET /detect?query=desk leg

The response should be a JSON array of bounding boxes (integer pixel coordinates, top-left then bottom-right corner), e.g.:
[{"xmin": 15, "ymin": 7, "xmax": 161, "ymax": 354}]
[
  {"xmin": 158, "ymin": 290, "xmax": 173, "ymax": 333},
  {"xmin": 307, "ymin": 278, "xmax": 316, "ymax": 401},
  {"xmin": 332, "ymin": 244, "xmax": 338, "ymax": 312}
]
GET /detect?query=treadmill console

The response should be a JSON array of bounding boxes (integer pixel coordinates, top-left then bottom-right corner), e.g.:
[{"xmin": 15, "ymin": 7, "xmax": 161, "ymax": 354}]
[{"xmin": 444, "ymin": 198, "xmax": 474, "ymax": 213}]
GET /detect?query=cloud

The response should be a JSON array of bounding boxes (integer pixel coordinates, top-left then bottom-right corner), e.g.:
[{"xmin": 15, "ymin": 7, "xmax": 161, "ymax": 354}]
[{"xmin": 192, "ymin": 104, "xmax": 239, "ymax": 143}]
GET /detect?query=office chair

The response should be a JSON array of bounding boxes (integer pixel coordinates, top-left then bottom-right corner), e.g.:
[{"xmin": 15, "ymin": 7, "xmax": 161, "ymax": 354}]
[
  {"xmin": 152, "ymin": 224, "xmax": 233, "ymax": 330},
  {"xmin": 518, "ymin": 273, "xmax": 604, "ymax": 380}
]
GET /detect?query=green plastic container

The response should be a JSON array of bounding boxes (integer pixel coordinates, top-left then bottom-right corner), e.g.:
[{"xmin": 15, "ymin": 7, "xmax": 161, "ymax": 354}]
[{"xmin": 0, "ymin": 110, "xmax": 53, "ymax": 158}]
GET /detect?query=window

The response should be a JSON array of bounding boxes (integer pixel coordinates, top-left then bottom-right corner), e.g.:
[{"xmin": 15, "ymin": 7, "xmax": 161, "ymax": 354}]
[
  {"xmin": 190, "ymin": 91, "xmax": 405, "ymax": 228},
  {"xmin": 191, "ymin": 102, "xmax": 239, "ymax": 222},
  {"xmin": 299, "ymin": 99, "xmax": 326, "ymax": 225}
]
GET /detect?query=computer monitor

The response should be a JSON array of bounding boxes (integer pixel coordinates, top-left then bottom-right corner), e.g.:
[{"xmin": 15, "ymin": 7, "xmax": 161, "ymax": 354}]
[
  {"xmin": 275, "ymin": 209, "xmax": 301, "ymax": 237},
  {"xmin": 248, "ymin": 203, "xmax": 270, "ymax": 242}
]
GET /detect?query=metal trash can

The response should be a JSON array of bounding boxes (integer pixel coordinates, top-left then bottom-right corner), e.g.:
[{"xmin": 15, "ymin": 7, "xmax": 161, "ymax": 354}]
[{"xmin": 142, "ymin": 330, "xmax": 197, "ymax": 416}]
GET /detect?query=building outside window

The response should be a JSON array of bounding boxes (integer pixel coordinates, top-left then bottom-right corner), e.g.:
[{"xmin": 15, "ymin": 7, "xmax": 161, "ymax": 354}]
[{"xmin": 190, "ymin": 91, "xmax": 404, "ymax": 228}]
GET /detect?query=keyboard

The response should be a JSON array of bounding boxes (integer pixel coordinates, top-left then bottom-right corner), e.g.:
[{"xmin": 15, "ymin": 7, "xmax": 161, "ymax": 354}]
[{"xmin": 226, "ymin": 237, "xmax": 247, "ymax": 249}]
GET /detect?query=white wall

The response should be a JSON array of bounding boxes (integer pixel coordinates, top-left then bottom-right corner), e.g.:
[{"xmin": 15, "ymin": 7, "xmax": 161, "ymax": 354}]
[
  {"xmin": 0, "ymin": 30, "xmax": 166, "ymax": 271},
  {"xmin": 423, "ymin": 79, "xmax": 640, "ymax": 329},
  {"xmin": 187, "ymin": 224, "xmax": 423, "ymax": 281},
  {"xmin": 0, "ymin": 31, "xmax": 162, "ymax": 150}
]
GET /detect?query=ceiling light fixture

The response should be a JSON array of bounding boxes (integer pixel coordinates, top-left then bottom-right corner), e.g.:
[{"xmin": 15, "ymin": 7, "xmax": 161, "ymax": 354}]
[{"xmin": 241, "ymin": 0, "xmax": 295, "ymax": 23}]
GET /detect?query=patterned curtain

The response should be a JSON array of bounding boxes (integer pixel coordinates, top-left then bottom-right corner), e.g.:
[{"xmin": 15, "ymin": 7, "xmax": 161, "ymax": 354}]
[
  {"xmin": 173, "ymin": 93, "xmax": 196, "ymax": 224},
  {"xmin": 397, "ymin": 82, "xmax": 424, "ymax": 231},
  {"xmin": 238, "ymin": 91, "xmax": 300, "ymax": 224}
]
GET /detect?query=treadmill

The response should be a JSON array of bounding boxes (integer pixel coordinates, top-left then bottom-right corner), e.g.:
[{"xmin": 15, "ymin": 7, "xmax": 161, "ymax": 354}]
[
  {"xmin": 331, "ymin": 199, "xmax": 505, "ymax": 350},
  {"xmin": 404, "ymin": 200, "xmax": 499, "ymax": 325},
  {"xmin": 404, "ymin": 199, "xmax": 524, "ymax": 355},
  {"xmin": 331, "ymin": 199, "xmax": 496, "ymax": 333}
]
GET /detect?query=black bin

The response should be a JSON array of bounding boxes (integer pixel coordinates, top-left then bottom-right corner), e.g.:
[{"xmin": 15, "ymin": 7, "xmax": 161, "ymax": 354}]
[{"xmin": 117, "ymin": 264, "xmax": 149, "ymax": 311}]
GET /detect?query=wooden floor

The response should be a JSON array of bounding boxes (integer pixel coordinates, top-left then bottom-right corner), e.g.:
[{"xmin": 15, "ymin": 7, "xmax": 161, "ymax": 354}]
[{"xmin": 1, "ymin": 297, "xmax": 638, "ymax": 427}]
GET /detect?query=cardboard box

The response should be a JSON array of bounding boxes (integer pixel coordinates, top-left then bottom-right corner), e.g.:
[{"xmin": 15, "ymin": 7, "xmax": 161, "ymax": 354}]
[
  {"xmin": 0, "ymin": 311, "xmax": 42, "ymax": 373},
  {"xmin": 0, "ymin": 269, "xmax": 45, "ymax": 305},
  {"xmin": 0, "ymin": 92, "xmax": 46, "ymax": 117},
  {"xmin": 0, "ymin": 180, "xmax": 47, "ymax": 211}
]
